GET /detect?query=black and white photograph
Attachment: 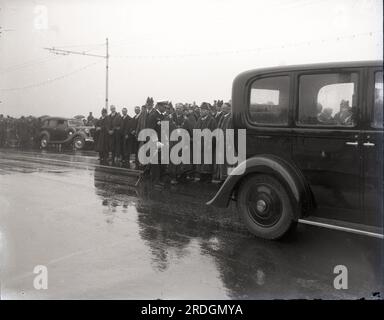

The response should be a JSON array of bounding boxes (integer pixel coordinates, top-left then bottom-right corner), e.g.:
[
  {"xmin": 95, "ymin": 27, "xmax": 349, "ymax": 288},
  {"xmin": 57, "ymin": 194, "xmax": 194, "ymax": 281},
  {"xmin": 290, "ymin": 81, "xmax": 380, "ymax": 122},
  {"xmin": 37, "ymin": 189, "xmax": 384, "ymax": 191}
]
[{"xmin": 0, "ymin": 0, "xmax": 383, "ymax": 306}]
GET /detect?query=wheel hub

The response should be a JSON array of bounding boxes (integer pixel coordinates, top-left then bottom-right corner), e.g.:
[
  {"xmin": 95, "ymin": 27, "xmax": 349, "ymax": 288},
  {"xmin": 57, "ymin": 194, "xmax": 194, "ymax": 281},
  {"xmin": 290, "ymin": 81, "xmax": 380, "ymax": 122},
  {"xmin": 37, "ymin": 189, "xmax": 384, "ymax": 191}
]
[
  {"xmin": 246, "ymin": 184, "xmax": 282, "ymax": 227},
  {"xmin": 256, "ymin": 199, "xmax": 267, "ymax": 213}
]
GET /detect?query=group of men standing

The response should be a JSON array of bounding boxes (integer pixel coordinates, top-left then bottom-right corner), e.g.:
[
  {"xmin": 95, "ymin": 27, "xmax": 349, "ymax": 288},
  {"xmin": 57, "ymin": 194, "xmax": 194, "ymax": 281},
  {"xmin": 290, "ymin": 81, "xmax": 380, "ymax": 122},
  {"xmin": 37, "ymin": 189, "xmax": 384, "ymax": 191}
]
[
  {"xmin": 94, "ymin": 105, "xmax": 141, "ymax": 166},
  {"xmin": 0, "ymin": 114, "xmax": 42, "ymax": 149},
  {"xmin": 93, "ymin": 97, "xmax": 233, "ymax": 185}
]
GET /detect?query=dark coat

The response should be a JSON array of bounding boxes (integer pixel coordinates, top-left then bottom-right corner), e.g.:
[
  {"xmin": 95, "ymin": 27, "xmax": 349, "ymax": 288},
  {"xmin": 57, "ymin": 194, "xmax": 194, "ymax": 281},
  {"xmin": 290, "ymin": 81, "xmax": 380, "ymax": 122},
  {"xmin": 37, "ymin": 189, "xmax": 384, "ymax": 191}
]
[
  {"xmin": 146, "ymin": 108, "xmax": 164, "ymax": 140},
  {"xmin": 121, "ymin": 115, "xmax": 132, "ymax": 137},
  {"xmin": 215, "ymin": 113, "xmax": 233, "ymax": 180},
  {"xmin": 94, "ymin": 116, "xmax": 110, "ymax": 152},
  {"xmin": 129, "ymin": 113, "xmax": 140, "ymax": 154},
  {"xmin": 194, "ymin": 115, "xmax": 217, "ymax": 174},
  {"xmin": 214, "ymin": 111, "xmax": 224, "ymax": 125},
  {"xmin": 108, "ymin": 112, "xmax": 122, "ymax": 154}
]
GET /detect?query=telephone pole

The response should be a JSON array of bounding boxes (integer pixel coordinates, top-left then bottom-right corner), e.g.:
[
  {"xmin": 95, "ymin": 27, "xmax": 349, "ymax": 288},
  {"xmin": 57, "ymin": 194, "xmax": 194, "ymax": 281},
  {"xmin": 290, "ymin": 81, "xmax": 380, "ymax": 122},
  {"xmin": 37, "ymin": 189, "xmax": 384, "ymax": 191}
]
[
  {"xmin": 105, "ymin": 38, "xmax": 109, "ymax": 109},
  {"xmin": 44, "ymin": 38, "xmax": 109, "ymax": 109}
]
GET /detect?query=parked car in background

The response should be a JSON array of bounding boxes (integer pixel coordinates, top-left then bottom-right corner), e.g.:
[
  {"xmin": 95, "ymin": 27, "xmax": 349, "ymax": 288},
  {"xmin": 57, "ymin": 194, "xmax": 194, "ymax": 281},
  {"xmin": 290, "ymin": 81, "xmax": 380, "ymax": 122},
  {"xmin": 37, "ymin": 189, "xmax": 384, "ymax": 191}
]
[
  {"xmin": 39, "ymin": 117, "xmax": 94, "ymax": 150},
  {"xmin": 208, "ymin": 60, "xmax": 383, "ymax": 240}
]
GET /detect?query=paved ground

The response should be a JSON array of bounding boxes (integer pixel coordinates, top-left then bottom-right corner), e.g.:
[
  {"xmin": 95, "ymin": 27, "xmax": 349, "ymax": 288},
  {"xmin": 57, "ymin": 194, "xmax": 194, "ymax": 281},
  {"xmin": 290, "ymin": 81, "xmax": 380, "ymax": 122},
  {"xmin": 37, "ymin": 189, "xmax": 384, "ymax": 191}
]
[{"xmin": 0, "ymin": 149, "xmax": 382, "ymax": 299}]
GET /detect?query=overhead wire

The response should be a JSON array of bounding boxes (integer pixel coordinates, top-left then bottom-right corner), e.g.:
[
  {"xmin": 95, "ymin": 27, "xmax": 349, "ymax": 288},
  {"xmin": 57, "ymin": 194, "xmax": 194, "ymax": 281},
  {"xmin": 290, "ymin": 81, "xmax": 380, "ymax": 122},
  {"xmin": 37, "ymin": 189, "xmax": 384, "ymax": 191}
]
[
  {"xmin": 0, "ymin": 61, "xmax": 103, "ymax": 92},
  {"xmin": 111, "ymin": 31, "xmax": 382, "ymax": 60}
]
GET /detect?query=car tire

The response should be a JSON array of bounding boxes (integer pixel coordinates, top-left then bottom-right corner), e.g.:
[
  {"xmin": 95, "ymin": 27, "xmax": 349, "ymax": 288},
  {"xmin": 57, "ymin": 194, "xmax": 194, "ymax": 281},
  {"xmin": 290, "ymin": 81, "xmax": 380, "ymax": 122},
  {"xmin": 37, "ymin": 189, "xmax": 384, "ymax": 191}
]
[
  {"xmin": 237, "ymin": 174, "xmax": 296, "ymax": 240},
  {"xmin": 73, "ymin": 136, "xmax": 85, "ymax": 150},
  {"xmin": 40, "ymin": 135, "xmax": 49, "ymax": 149}
]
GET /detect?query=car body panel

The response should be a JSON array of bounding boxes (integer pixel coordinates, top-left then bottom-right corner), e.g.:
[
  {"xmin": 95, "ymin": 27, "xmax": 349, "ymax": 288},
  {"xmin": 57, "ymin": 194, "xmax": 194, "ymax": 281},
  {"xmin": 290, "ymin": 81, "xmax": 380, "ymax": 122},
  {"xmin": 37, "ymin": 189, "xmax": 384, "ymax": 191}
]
[{"xmin": 208, "ymin": 60, "xmax": 383, "ymax": 228}]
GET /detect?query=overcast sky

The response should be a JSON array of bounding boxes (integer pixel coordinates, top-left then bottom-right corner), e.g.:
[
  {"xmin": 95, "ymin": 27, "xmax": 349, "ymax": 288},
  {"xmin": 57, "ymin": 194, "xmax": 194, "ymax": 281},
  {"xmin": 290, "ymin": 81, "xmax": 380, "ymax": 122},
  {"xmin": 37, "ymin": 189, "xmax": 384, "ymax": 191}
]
[{"xmin": 0, "ymin": 0, "xmax": 382, "ymax": 117}]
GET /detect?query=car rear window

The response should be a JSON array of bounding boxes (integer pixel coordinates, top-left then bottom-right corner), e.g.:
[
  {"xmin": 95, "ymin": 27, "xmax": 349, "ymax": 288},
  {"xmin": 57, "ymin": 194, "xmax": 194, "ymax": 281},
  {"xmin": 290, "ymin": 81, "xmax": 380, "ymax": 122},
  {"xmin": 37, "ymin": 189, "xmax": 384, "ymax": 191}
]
[{"xmin": 249, "ymin": 76, "xmax": 290, "ymax": 126}]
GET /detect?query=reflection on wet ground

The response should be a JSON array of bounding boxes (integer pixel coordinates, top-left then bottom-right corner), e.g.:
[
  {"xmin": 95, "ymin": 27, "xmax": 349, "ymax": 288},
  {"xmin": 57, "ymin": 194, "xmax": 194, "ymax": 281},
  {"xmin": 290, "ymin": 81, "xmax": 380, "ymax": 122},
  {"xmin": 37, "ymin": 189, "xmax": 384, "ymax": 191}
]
[{"xmin": 0, "ymin": 149, "xmax": 382, "ymax": 299}]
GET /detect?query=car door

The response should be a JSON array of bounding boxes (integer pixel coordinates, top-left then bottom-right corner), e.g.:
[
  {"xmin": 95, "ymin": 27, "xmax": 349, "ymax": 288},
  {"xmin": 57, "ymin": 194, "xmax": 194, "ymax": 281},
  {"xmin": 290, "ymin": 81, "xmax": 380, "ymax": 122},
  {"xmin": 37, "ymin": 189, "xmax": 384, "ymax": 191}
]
[
  {"xmin": 246, "ymin": 74, "xmax": 292, "ymax": 161},
  {"xmin": 55, "ymin": 119, "xmax": 68, "ymax": 141},
  {"xmin": 362, "ymin": 68, "xmax": 383, "ymax": 227},
  {"xmin": 292, "ymin": 68, "xmax": 363, "ymax": 224}
]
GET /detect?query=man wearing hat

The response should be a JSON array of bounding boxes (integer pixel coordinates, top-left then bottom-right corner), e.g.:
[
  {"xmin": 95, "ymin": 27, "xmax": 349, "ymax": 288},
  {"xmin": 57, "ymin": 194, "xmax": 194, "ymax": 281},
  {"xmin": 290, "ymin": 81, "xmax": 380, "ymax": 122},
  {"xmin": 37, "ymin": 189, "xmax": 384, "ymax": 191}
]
[{"xmin": 194, "ymin": 102, "xmax": 217, "ymax": 182}]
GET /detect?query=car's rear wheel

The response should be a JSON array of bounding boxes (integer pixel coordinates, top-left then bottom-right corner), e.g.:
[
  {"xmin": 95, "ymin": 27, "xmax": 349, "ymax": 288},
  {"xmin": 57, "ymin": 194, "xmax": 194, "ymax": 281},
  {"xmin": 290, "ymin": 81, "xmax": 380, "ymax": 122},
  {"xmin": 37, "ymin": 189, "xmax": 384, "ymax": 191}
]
[
  {"xmin": 73, "ymin": 136, "xmax": 85, "ymax": 150},
  {"xmin": 40, "ymin": 135, "xmax": 49, "ymax": 149},
  {"xmin": 237, "ymin": 174, "xmax": 296, "ymax": 240}
]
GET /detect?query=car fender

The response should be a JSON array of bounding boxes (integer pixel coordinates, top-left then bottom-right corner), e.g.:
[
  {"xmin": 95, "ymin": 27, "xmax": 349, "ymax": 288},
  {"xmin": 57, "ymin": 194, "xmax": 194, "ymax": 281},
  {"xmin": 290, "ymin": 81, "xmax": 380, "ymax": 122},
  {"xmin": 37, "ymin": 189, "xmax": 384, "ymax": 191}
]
[{"xmin": 206, "ymin": 154, "xmax": 314, "ymax": 219}]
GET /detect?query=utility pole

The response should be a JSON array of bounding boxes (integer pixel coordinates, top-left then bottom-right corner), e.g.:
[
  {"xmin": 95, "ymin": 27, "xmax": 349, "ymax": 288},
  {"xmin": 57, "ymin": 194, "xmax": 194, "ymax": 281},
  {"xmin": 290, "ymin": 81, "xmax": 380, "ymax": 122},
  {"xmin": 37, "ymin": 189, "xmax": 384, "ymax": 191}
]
[
  {"xmin": 44, "ymin": 38, "xmax": 109, "ymax": 109},
  {"xmin": 105, "ymin": 38, "xmax": 109, "ymax": 109}
]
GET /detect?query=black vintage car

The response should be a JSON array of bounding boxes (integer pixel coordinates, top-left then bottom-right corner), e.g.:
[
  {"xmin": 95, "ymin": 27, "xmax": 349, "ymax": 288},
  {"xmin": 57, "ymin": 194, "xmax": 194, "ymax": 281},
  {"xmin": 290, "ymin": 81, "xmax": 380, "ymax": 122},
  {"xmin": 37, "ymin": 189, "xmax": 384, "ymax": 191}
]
[
  {"xmin": 39, "ymin": 117, "xmax": 94, "ymax": 150},
  {"xmin": 208, "ymin": 60, "xmax": 383, "ymax": 240}
]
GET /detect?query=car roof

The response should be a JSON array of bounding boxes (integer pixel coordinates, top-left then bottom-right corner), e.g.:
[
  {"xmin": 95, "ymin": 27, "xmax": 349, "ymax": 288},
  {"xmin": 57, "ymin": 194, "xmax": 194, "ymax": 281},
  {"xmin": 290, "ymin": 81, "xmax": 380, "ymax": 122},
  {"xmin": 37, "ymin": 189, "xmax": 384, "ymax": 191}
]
[{"xmin": 235, "ymin": 60, "xmax": 383, "ymax": 80}]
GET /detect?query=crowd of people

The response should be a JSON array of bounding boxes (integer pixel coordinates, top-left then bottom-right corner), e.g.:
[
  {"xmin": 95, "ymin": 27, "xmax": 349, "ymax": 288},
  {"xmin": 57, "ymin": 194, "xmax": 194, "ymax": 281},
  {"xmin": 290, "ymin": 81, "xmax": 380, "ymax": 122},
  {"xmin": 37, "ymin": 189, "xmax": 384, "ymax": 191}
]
[
  {"xmin": 93, "ymin": 97, "xmax": 233, "ymax": 185},
  {"xmin": 0, "ymin": 114, "xmax": 43, "ymax": 149},
  {"xmin": 0, "ymin": 98, "xmax": 234, "ymax": 185}
]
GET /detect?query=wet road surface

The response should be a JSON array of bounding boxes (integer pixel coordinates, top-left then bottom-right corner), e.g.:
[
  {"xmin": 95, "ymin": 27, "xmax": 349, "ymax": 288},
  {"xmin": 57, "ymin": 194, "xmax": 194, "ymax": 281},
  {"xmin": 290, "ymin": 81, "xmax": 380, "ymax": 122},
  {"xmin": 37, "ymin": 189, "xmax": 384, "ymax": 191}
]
[{"xmin": 0, "ymin": 149, "xmax": 382, "ymax": 299}]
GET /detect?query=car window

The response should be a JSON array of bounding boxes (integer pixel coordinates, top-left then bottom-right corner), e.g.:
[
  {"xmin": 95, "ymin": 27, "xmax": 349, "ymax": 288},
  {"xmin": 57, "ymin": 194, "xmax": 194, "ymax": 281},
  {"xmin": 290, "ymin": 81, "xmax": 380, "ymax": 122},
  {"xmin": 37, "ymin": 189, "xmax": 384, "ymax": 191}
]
[
  {"xmin": 57, "ymin": 119, "xmax": 67, "ymax": 128},
  {"xmin": 249, "ymin": 76, "xmax": 290, "ymax": 125},
  {"xmin": 48, "ymin": 119, "xmax": 58, "ymax": 127},
  {"xmin": 297, "ymin": 72, "xmax": 358, "ymax": 127},
  {"xmin": 372, "ymin": 71, "xmax": 383, "ymax": 129}
]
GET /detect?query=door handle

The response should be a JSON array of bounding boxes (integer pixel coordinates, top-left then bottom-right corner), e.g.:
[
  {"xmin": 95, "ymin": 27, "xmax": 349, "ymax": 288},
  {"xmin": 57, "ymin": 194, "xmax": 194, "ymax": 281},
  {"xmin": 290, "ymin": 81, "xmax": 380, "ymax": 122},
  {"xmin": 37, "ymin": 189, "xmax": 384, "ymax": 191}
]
[
  {"xmin": 363, "ymin": 142, "xmax": 375, "ymax": 147},
  {"xmin": 345, "ymin": 141, "xmax": 358, "ymax": 146}
]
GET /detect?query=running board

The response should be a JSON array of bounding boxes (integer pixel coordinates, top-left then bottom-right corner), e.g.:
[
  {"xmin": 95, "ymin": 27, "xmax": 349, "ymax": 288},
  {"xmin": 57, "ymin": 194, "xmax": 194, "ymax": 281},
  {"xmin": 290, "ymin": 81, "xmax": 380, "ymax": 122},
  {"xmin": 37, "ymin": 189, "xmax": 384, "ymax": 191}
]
[{"xmin": 298, "ymin": 217, "xmax": 384, "ymax": 239}]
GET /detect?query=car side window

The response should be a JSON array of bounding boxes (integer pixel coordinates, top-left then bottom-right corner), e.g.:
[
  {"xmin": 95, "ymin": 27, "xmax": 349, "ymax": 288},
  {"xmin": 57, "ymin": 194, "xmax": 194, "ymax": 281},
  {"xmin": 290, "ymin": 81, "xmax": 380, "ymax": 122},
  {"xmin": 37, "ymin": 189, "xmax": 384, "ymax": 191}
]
[
  {"xmin": 57, "ymin": 119, "xmax": 67, "ymax": 129},
  {"xmin": 372, "ymin": 71, "xmax": 383, "ymax": 129},
  {"xmin": 48, "ymin": 119, "xmax": 58, "ymax": 127},
  {"xmin": 297, "ymin": 72, "xmax": 358, "ymax": 127},
  {"xmin": 249, "ymin": 76, "xmax": 290, "ymax": 125}
]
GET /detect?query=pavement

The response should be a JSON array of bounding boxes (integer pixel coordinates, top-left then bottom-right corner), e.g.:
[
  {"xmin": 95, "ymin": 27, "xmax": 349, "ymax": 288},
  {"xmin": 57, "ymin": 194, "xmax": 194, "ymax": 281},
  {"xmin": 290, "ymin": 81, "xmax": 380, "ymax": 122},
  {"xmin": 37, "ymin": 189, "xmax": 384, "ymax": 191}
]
[{"xmin": 0, "ymin": 148, "xmax": 382, "ymax": 299}]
